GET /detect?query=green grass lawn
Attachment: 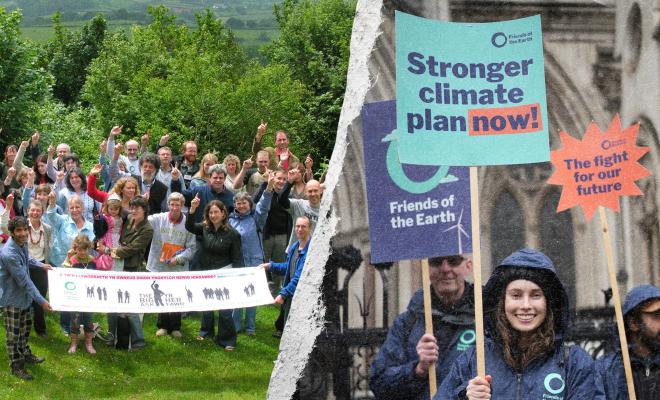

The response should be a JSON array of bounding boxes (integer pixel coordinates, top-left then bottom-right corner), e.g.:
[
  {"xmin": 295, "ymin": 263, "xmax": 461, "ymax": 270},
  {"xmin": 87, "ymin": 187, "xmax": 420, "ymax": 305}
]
[{"xmin": 0, "ymin": 306, "xmax": 281, "ymax": 399}]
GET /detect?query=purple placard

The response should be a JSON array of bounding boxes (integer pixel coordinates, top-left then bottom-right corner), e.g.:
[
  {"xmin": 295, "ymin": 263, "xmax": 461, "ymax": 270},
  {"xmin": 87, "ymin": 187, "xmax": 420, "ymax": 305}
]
[{"xmin": 362, "ymin": 100, "xmax": 472, "ymax": 264}]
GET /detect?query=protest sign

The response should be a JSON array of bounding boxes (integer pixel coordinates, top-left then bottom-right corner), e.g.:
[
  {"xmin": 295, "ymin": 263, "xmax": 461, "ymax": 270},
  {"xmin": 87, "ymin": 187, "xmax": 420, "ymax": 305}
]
[
  {"xmin": 362, "ymin": 101, "xmax": 472, "ymax": 263},
  {"xmin": 548, "ymin": 114, "xmax": 651, "ymax": 220},
  {"xmin": 362, "ymin": 100, "xmax": 472, "ymax": 264},
  {"xmin": 48, "ymin": 267, "xmax": 273, "ymax": 313},
  {"xmin": 395, "ymin": 12, "xmax": 549, "ymax": 166},
  {"xmin": 549, "ymin": 115, "xmax": 652, "ymax": 400},
  {"xmin": 362, "ymin": 99, "xmax": 472, "ymax": 395}
]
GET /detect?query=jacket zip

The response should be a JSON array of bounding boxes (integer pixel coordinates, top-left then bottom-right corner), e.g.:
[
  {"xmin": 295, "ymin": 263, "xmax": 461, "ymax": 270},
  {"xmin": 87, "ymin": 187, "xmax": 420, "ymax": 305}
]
[{"xmin": 516, "ymin": 373, "xmax": 522, "ymax": 400}]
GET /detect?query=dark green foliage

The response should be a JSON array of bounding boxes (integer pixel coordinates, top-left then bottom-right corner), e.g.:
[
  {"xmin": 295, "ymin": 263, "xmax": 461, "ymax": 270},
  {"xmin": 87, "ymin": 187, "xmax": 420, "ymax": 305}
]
[
  {"xmin": 0, "ymin": 8, "xmax": 50, "ymax": 148},
  {"xmin": 82, "ymin": 5, "xmax": 307, "ymax": 161},
  {"xmin": 45, "ymin": 12, "xmax": 107, "ymax": 105},
  {"xmin": 264, "ymin": 0, "xmax": 356, "ymax": 163}
]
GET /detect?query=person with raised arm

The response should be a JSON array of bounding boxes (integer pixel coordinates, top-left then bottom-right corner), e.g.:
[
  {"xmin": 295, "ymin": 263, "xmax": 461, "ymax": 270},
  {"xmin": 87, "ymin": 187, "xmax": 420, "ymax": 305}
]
[{"xmin": 185, "ymin": 194, "xmax": 242, "ymax": 350}]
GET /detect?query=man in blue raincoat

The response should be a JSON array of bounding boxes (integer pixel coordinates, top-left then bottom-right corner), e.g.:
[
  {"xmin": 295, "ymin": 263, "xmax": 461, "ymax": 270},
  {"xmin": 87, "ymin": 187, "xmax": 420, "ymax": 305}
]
[
  {"xmin": 370, "ymin": 255, "xmax": 475, "ymax": 400},
  {"xmin": 595, "ymin": 284, "xmax": 660, "ymax": 400}
]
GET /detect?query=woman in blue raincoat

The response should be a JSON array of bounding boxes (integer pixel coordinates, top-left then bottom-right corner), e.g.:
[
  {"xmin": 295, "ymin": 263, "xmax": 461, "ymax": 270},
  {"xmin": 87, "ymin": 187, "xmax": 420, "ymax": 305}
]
[{"xmin": 435, "ymin": 248, "xmax": 596, "ymax": 400}]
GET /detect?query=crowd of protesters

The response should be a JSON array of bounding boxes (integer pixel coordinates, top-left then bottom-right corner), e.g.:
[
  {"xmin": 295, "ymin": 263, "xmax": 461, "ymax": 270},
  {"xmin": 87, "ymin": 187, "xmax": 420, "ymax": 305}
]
[{"xmin": 0, "ymin": 123, "xmax": 322, "ymax": 379}]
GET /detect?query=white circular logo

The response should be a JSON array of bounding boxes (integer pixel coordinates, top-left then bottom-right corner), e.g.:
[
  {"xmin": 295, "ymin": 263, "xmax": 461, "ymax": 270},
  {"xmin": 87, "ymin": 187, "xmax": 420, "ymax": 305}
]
[{"xmin": 544, "ymin": 373, "xmax": 565, "ymax": 395}]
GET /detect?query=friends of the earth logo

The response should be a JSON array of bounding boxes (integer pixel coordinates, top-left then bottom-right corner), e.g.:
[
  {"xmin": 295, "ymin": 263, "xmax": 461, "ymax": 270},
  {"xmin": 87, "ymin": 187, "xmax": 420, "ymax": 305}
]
[
  {"xmin": 542, "ymin": 372, "xmax": 565, "ymax": 399},
  {"xmin": 456, "ymin": 329, "xmax": 476, "ymax": 351}
]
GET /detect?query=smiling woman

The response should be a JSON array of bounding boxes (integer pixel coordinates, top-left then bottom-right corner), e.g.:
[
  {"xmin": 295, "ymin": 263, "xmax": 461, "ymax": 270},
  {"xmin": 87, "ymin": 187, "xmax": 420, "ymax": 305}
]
[{"xmin": 435, "ymin": 249, "xmax": 597, "ymax": 400}]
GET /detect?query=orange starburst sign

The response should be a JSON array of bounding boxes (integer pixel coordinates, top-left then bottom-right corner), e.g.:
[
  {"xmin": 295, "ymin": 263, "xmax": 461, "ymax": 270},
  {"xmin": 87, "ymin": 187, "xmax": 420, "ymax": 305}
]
[{"xmin": 548, "ymin": 114, "xmax": 651, "ymax": 221}]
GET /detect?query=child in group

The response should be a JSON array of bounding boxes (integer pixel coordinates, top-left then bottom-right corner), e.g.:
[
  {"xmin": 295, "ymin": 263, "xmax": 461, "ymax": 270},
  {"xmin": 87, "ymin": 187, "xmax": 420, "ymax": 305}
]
[
  {"xmin": 94, "ymin": 193, "xmax": 124, "ymax": 271},
  {"xmin": 62, "ymin": 235, "xmax": 98, "ymax": 354}
]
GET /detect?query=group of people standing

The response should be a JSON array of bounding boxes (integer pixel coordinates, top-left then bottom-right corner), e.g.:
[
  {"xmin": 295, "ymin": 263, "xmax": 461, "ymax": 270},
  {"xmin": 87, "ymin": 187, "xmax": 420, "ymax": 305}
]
[
  {"xmin": 370, "ymin": 249, "xmax": 660, "ymax": 400},
  {"xmin": 0, "ymin": 122, "xmax": 322, "ymax": 380}
]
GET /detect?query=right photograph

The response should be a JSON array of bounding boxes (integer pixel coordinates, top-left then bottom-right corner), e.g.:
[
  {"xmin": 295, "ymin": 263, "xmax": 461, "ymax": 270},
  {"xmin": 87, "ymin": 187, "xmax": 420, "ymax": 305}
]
[{"xmin": 289, "ymin": 1, "xmax": 659, "ymax": 399}]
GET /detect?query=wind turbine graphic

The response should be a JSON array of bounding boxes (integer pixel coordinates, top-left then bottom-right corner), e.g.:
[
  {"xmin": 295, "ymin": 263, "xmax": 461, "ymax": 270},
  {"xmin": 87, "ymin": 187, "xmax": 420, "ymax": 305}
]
[{"xmin": 443, "ymin": 208, "xmax": 470, "ymax": 254}]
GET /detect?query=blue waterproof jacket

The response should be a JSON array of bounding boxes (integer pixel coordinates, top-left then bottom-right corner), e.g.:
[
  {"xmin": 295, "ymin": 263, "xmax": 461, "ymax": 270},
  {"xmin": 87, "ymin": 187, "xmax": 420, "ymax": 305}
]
[
  {"xmin": 436, "ymin": 248, "xmax": 596, "ymax": 400},
  {"xmin": 229, "ymin": 191, "xmax": 272, "ymax": 267},
  {"xmin": 370, "ymin": 285, "xmax": 476, "ymax": 400},
  {"xmin": 594, "ymin": 284, "xmax": 660, "ymax": 400},
  {"xmin": 270, "ymin": 239, "xmax": 309, "ymax": 299}
]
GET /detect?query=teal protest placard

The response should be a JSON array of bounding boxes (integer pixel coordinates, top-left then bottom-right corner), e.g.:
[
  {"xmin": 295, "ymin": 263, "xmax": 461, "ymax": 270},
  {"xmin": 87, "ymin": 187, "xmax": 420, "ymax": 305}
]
[{"xmin": 395, "ymin": 12, "xmax": 549, "ymax": 166}]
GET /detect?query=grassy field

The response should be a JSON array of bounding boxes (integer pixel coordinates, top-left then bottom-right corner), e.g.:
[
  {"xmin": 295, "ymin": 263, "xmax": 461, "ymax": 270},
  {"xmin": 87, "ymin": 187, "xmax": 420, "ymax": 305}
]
[
  {"xmin": 0, "ymin": 306, "xmax": 281, "ymax": 399},
  {"xmin": 21, "ymin": 20, "xmax": 137, "ymax": 43}
]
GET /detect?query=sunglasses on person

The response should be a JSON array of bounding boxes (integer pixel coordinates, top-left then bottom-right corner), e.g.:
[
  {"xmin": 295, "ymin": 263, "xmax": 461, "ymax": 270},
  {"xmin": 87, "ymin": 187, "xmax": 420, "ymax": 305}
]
[{"xmin": 428, "ymin": 255, "xmax": 465, "ymax": 267}]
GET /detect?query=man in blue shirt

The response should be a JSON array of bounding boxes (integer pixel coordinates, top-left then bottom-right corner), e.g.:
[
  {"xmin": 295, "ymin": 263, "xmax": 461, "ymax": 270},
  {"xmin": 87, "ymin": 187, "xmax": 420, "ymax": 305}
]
[
  {"xmin": 260, "ymin": 216, "xmax": 311, "ymax": 330},
  {"xmin": 0, "ymin": 216, "xmax": 53, "ymax": 380}
]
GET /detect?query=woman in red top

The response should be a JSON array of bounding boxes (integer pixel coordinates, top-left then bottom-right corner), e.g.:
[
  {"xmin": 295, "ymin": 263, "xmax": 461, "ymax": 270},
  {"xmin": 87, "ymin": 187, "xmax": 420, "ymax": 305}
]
[{"xmin": 87, "ymin": 164, "xmax": 140, "ymax": 215}]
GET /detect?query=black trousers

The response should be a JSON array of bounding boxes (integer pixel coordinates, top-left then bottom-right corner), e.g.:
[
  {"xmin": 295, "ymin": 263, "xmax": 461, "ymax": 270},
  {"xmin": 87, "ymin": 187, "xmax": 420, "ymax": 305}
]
[
  {"xmin": 29, "ymin": 267, "xmax": 48, "ymax": 335},
  {"xmin": 157, "ymin": 313, "xmax": 181, "ymax": 332}
]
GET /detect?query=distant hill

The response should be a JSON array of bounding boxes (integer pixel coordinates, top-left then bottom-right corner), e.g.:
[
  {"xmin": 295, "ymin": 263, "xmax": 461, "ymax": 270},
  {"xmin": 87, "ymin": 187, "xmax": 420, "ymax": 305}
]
[{"xmin": 1, "ymin": 0, "xmax": 281, "ymax": 57}]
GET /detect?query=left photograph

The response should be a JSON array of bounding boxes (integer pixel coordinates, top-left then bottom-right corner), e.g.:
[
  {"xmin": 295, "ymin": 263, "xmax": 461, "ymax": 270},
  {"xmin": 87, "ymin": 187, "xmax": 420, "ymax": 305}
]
[{"xmin": 0, "ymin": 0, "xmax": 353, "ymax": 398}]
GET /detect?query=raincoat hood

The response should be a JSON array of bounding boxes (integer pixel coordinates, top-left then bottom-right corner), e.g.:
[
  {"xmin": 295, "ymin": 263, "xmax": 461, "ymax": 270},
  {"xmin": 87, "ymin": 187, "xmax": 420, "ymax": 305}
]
[
  {"xmin": 623, "ymin": 284, "xmax": 660, "ymax": 316},
  {"xmin": 484, "ymin": 248, "xmax": 569, "ymax": 341}
]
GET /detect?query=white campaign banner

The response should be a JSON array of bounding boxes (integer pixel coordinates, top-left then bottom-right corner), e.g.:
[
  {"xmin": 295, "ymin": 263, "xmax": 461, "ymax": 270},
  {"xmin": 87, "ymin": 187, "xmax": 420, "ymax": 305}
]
[{"xmin": 48, "ymin": 267, "xmax": 274, "ymax": 313}]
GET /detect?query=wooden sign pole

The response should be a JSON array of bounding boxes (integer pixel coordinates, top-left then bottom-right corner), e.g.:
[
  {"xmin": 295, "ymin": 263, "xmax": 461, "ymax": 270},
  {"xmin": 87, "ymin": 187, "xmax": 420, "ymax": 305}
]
[
  {"xmin": 469, "ymin": 166, "xmax": 486, "ymax": 377},
  {"xmin": 421, "ymin": 259, "xmax": 437, "ymax": 398},
  {"xmin": 598, "ymin": 206, "xmax": 637, "ymax": 400}
]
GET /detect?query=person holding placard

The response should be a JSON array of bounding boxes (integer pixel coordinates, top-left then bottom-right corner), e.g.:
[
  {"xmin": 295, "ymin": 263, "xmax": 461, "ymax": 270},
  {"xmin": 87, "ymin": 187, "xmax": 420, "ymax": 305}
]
[
  {"xmin": 0, "ymin": 216, "xmax": 53, "ymax": 380},
  {"xmin": 185, "ymin": 195, "xmax": 243, "ymax": 350},
  {"xmin": 436, "ymin": 249, "xmax": 595, "ymax": 400},
  {"xmin": 595, "ymin": 284, "xmax": 660, "ymax": 400},
  {"xmin": 259, "ymin": 216, "xmax": 312, "ymax": 330},
  {"xmin": 369, "ymin": 254, "xmax": 475, "ymax": 400},
  {"xmin": 146, "ymin": 192, "xmax": 196, "ymax": 338}
]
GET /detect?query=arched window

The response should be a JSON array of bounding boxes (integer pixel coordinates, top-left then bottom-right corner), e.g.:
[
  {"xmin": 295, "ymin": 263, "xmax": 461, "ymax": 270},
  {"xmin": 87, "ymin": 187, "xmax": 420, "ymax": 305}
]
[
  {"xmin": 539, "ymin": 190, "xmax": 576, "ymax": 307},
  {"xmin": 491, "ymin": 190, "xmax": 525, "ymax": 266}
]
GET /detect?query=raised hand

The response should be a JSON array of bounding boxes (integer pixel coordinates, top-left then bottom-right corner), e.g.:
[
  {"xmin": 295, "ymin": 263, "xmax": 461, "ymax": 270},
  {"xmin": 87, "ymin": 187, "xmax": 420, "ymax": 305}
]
[
  {"xmin": 47, "ymin": 144, "xmax": 55, "ymax": 155},
  {"xmin": 56, "ymin": 170, "xmax": 65, "ymax": 183},
  {"xmin": 6, "ymin": 167, "xmax": 16, "ymax": 178},
  {"xmin": 110, "ymin": 125, "xmax": 122, "ymax": 137},
  {"xmin": 256, "ymin": 120, "xmax": 268, "ymax": 141},
  {"xmin": 6, "ymin": 192, "xmax": 14, "ymax": 210},
  {"xmin": 190, "ymin": 193, "xmax": 201, "ymax": 213},
  {"xmin": 31, "ymin": 130, "xmax": 40, "ymax": 146},
  {"xmin": 47, "ymin": 190, "xmax": 56, "ymax": 207},
  {"xmin": 159, "ymin": 133, "xmax": 171, "ymax": 146},
  {"xmin": 99, "ymin": 139, "xmax": 107, "ymax": 155},
  {"xmin": 19, "ymin": 140, "xmax": 29, "ymax": 150},
  {"xmin": 90, "ymin": 164, "xmax": 103, "ymax": 176},
  {"xmin": 171, "ymin": 162, "xmax": 181, "ymax": 181},
  {"xmin": 243, "ymin": 157, "xmax": 253, "ymax": 170},
  {"xmin": 141, "ymin": 129, "xmax": 151, "ymax": 146},
  {"xmin": 267, "ymin": 170, "xmax": 276, "ymax": 192},
  {"xmin": 26, "ymin": 169, "xmax": 35, "ymax": 186},
  {"xmin": 305, "ymin": 154, "xmax": 313, "ymax": 170}
]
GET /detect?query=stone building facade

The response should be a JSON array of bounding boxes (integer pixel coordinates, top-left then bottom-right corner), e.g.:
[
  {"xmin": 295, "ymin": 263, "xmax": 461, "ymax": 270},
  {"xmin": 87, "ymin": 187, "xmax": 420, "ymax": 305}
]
[{"xmin": 332, "ymin": 0, "xmax": 658, "ymax": 330}]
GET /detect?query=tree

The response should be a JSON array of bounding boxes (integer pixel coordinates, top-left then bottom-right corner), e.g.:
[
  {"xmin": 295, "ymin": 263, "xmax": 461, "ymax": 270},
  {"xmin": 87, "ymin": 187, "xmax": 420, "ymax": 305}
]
[
  {"xmin": 0, "ymin": 8, "xmax": 50, "ymax": 148},
  {"xmin": 264, "ymin": 0, "xmax": 356, "ymax": 162},
  {"xmin": 225, "ymin": 17, "xmax": 245, "ymax": 29},
  {"xmin": 82, "ymin": 6, "xmax": 307, "ymax": 160},
  {"xmin": 46, "ymin": 12, "xmax": 107, "ymax": 105}
]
